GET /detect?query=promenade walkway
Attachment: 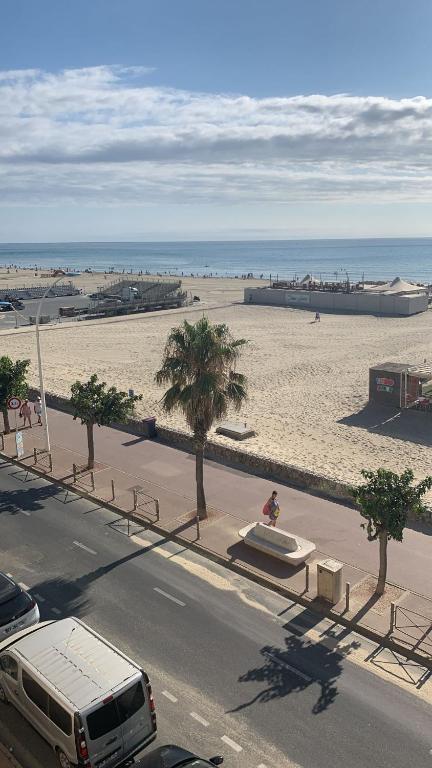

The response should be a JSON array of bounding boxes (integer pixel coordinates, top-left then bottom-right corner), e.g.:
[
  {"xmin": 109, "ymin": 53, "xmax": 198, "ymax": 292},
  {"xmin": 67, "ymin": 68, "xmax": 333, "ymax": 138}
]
[{"xmin": 2, "ymin": 407, "xmax": 432, "ymax": 663}]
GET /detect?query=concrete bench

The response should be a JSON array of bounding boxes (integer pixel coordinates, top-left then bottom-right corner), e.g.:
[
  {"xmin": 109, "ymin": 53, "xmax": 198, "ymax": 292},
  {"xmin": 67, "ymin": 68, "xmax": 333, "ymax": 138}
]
[{"xmin": 238, "ymin": 522, "xmax": 316, "ymax": 565}]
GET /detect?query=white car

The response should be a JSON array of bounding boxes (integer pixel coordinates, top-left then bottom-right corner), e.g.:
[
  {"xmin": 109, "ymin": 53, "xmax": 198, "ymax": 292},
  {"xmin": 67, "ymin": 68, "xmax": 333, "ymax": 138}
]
[{"xmin": 0, "ymin": 572, "xmax": 39, "ymax": 641}]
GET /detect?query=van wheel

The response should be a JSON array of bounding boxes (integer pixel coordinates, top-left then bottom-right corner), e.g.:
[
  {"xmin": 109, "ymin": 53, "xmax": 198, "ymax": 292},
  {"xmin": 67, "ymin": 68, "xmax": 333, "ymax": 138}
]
[
  {"xmin": 56, "ymin": 749, "xmax": 73, "ymax": 768},
  {"xmin": 0, "ymin": 685, "xmax": 8, "ymax": 704}
]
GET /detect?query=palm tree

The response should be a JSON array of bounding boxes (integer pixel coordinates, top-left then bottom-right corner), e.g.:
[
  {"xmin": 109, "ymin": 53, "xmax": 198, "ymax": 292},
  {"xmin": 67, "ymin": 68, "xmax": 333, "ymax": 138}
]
[{"xmin": 156, "ymin": 317, "xmax": 247, "ymax": 520}]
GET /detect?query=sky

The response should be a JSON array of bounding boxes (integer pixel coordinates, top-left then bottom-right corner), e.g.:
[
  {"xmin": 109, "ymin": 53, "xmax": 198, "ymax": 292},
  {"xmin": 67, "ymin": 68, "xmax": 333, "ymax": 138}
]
[{"xmin": 1, "ymin": 0, "xmax": 432, "ymax": 242}]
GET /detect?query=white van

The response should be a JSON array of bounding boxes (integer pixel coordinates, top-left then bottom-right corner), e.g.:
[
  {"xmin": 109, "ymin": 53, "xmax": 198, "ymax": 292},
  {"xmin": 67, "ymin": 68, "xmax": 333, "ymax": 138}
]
[{"xmin": 0, "ymin": 617, "xmax": 157, "ymax": 768}]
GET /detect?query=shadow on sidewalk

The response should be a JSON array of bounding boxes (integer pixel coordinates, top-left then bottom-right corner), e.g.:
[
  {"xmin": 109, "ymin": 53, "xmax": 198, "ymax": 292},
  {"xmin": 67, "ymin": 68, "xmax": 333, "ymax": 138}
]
[
  {"xmin": 226, "ymin": 540, "xmax": 304, "ymax": 580},
  {"xmin": 228, "ymin": 632, "xmax": 359, "ymax": 716}
]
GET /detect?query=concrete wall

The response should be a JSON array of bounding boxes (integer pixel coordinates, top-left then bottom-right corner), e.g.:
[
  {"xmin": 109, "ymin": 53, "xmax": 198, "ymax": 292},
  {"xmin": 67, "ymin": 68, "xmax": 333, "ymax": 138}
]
[
  {"xmin": 28, "ymin": 387, "xmax": 354, "ymax": 505},
  {"xmin": 244, "ymin": 288, "xmax": 428, "ymax": 316}
]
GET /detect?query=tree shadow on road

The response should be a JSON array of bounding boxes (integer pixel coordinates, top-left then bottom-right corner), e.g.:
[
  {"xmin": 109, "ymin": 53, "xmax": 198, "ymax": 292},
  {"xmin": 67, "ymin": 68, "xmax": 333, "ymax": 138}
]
[
  {"xmin": 0, "ymin": 483, "xmax": 61, "ymax": 515},
  {"xmin": 30, "ymin": 576, "xmax": 90, "ymax": 620},
  {"xmin": 229, "ymin": 633, "xmax": 359, "ymax": 716}
]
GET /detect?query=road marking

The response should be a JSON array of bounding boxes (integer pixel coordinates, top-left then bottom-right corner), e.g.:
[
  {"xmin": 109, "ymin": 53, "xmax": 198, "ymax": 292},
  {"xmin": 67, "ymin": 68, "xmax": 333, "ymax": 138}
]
[
  {"xmin": 18, "ymin": 583, "xmax": 29, "ymax": 591},
  {"xmin": 153, "ymin": 587, "xmax": 185, "ymax": 607},
  {"xmin": 161, "ymin": 690, "xmax": 178, "ymax": 703},
  {"xmin": 20, "ymin": 510, "xmax": 31, "ymax": 517},
  {"xmin": 51, "ymin": 607, "xmax": 61, "ymax": 615},
  {"xmin": 73, "ymin": 540, "xmax": 97, "ymax": 555},
  {"xmin": 190, "ymin": 712, "xmax": 209, "ymax": 726},
  {"xmin": 263, "ymin": 651, "xmax": 312, "ymax": 683},
  {"xmin": 33, "ymin": 593, "xmax": 45, "ymax": 603},
  {"xmin": 221, "ymin": 735, "xmax": 242, "ymax": 753}
]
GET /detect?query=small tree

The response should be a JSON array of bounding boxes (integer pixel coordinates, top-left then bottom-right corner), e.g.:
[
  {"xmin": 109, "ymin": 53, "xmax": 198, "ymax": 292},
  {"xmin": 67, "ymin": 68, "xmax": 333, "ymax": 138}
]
[
  {"xmin": 70, "ymin": 374, "xmax": 142, "ymax": 469},
  {"xmin": 353, "ymin": 468, "xmax": 432, "ymax": 596},
  {"xmin": 156, "ymin": 317, "xmax": 247, "ymax": 520},
  {"xmin": 0, "ymin": 356, "xmax": 30, "ymax": 434}
]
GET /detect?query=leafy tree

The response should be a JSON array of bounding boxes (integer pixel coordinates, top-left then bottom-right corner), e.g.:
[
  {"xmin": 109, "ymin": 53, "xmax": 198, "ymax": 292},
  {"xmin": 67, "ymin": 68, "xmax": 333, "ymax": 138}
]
[
  {"xmin": 70, "ymin": 374, "xmax": 142, "ymax": 469},
  {"xmin": 0, "ymin": 356, "xmax": 30, "ymax": 434},
  {"xmin": 156, "ymin": 317, "xmax": 247, "ymax": 520},
  {"xmin": 352, "ymin": 468, "xmax": 432, "ymax": 596}
]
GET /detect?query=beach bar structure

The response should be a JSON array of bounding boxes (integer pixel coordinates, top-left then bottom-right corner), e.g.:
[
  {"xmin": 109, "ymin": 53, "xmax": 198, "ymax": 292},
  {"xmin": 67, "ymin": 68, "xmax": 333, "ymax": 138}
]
[
  {"xmin": 369, "ymin": 361, "xmax": 432, "ymax": 409},
  {"xmin": 244, "ymin": 276, "xmax": 428, "ymax": 316}
]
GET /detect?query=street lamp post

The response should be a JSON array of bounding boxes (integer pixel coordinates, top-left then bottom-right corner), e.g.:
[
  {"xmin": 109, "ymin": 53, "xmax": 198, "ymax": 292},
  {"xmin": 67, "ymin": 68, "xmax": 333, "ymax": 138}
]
[{"xmin": 35, "ymin": 274, "xmax": 64, "ymax": 453}]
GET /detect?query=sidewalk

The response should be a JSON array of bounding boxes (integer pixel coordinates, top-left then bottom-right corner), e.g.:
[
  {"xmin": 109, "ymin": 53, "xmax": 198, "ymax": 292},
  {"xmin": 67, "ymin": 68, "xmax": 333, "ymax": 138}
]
[{"xmin": 2, "ymin": 408, "xmax": 432, "ymax": 665}]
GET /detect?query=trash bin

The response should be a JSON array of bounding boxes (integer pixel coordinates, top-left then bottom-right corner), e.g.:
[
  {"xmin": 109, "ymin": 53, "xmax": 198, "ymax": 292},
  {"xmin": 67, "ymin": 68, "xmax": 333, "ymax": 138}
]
[
  {"xmin": 317, "ymin": 559, "xmax": 343, "ymax": 604},
  {"xmin": 142, "ymin": 416, "xmax": 157, "ymax": 438}
]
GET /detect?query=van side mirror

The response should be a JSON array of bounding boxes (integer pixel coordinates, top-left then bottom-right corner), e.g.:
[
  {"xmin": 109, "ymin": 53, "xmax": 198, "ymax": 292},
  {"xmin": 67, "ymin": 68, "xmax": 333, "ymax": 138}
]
[{"xmin": 210, "ymin": 759, "xmax": 224, "ymax": 766}]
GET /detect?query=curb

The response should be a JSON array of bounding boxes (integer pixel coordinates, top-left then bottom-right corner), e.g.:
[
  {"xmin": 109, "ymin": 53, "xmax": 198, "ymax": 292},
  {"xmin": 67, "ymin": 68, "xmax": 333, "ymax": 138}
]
[{"xmin": 2, "ymin": 451, "xmax": 432, "ymax": 671}]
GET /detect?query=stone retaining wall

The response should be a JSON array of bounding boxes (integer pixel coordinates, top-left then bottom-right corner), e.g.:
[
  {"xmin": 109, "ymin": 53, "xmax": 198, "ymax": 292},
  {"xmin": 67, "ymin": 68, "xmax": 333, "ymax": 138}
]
[{"xmin": 28, "ymin": 387, "xmax": 354, "ymax": 505}]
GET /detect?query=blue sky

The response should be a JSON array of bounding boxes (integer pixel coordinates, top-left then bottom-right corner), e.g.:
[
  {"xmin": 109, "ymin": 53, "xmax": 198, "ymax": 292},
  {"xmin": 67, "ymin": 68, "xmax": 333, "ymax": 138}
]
[{"xmin": 1, "ymin": 0, "xmax": 432, "ymax": 241}]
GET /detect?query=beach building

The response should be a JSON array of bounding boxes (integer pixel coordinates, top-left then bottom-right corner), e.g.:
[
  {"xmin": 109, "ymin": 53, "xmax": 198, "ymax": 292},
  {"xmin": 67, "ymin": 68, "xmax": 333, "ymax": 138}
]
[
  {"xmin": 369, "ymin": 361, "xmax": 432, "ymax": 410},
  {"xmin": 244, "ymin": 276, "xmax": 428, "ymax": 316}
]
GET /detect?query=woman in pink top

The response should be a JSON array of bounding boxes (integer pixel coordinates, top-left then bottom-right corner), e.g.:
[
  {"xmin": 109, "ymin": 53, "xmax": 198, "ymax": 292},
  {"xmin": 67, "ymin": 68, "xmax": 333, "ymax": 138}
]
[{"xmin": 20, "ymin": 399, "xmax": 32, "ymax": 428}]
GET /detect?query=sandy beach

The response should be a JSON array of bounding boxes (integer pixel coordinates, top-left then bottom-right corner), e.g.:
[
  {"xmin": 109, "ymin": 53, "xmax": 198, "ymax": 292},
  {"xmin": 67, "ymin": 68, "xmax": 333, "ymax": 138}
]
[{"xmin": 1, "ymin": 267, "xmax": 431, "ymax": 488}]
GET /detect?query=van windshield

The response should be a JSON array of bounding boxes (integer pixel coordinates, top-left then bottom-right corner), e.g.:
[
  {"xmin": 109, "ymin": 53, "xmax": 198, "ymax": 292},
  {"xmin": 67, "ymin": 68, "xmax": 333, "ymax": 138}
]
[{"xmin": 86, "ymin": 681, "xmax": 145, "ymax": 740}]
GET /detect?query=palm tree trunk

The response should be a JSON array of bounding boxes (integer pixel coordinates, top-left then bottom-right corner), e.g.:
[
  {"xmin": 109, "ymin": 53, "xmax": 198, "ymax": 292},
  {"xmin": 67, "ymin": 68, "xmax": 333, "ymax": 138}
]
[
  {"xmin": 376, "ymin": 530, "xmax": 388, "ymax": 596},
  {"xmin": 86, "ymin": 422, "xmax": 95, "ymax": 470},
  {"xmin": 194, "ymin": 428, "xmax": 207, "ymax": 520},
  {"xmin": 1, "ymin": 406, "xmax": 10, "ymax": 434}
]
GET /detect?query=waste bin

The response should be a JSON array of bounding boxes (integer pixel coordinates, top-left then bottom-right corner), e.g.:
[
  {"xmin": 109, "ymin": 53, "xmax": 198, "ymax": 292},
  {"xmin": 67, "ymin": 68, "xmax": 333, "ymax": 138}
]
[
  {"xmin": 317, "ymin": 559, "xmax": 343, "ymax": 604},
  {"xmin": 142, "ymin": 416, "xmax": 157, "ymax": 438}
]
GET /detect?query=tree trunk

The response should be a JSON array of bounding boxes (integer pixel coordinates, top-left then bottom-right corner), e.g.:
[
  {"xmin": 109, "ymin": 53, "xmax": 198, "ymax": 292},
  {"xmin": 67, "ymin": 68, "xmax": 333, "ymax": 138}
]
[
  {"xmin": 1, "ymin": 406, "xmax": 10, "ymax": 434},
  {"xmin": 376, "ymin": 529, "xmax": 388, "ymax": 596},
  {"xmin": 86, "ymin": 422, "xmax": 95, "ymax": 470},
  {"xmin": 194, "ymin": 429, "xmax": 207, "ymax": 520}
]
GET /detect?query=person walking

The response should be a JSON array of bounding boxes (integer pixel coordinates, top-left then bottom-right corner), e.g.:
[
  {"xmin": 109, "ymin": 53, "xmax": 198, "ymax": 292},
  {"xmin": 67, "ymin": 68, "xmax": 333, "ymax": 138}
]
[
  {"xmin": 20, "ymin": 399, "xmax": 32, "ymax": 428},
  {"xmin": 315, "ymin": 311, "xmax": 321, "ymax": 322},
  {"xmin": 34, "ymin": 396, "xmax": 42, "ymax": 426},
  {"xmin": 264, "ymin": 490, "xmax": 280, "ymax": 527}
]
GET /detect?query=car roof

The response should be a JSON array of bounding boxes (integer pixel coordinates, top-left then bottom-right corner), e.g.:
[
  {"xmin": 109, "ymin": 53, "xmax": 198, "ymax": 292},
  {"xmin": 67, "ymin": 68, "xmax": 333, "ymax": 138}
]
[
  {"xmin": 134, "ymin": 745, "xmax": 204, "ymax": 768},
  {"xmin": 7, "ymin": 617, "xmax": 139, "ymax": 709},
  {"xmin": 0, "ymin": 573, "xmax": 21, "ymax": 604}
]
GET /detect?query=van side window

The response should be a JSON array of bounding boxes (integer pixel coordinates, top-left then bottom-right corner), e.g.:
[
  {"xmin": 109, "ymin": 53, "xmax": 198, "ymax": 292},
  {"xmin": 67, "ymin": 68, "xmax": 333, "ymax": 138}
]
[
  {"xmin": 49, "ymin": 697, "xmax": 72, "ymax": 735},
  {"xmin": 22, "ymin": 670, "xmax": 48, "ymax": 715},
  {"xmin": 0, "ymin": 655, "xmax": 18, "ymax": 681},
  {"xmin": 117, "ymin": 681, "xmax": 144, "ymax": 722}
]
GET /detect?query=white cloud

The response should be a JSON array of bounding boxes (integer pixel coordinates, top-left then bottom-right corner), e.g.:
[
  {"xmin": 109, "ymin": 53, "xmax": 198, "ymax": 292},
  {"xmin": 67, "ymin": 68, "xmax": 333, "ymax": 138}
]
[{"xmin": 1, "ymin": 65, "xmax": 432, "ymax": 207}]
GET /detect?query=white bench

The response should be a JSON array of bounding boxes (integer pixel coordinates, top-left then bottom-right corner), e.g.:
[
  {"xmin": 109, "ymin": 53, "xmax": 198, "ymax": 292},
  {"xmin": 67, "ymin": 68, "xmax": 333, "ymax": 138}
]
[{"xmin": 238, "ymin": 522, "xmax": 316, "ymax": 565}]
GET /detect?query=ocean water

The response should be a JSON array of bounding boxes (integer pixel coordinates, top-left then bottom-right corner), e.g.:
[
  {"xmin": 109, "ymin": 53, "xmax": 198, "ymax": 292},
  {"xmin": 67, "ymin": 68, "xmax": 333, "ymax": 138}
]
[{"xmin": 1, "ymin": 238, "xmax": 432, "ymax": 282}]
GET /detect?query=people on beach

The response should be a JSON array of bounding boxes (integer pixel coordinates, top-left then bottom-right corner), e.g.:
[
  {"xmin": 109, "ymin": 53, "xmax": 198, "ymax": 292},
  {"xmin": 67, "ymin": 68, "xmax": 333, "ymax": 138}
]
[
  {"xmin": 315, "ymin": 311, "xmax": 321, "ymax": 322},
  {"xmin": 20, "ymin": 400, "xmax": 32, "ymax": 428},
  {"xmin": 263, "ymin": 490, "xmax": 280, "ymax": 526},
  {"xmin": 34, "ymin": 396, "xmax": 42, "ymax": 425}
]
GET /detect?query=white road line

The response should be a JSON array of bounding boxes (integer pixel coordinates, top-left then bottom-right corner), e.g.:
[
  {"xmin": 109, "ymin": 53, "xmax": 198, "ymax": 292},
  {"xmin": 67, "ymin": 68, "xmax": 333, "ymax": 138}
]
[
  {"xmin": 18, "ymin": 583, "xmax": 29, "ymax": 591},
  {"xmin": 161, "ymin": 691, "xmax": 178, "ymax": 703},
  {"xmin": 20, "ymin": 510, "xmax": 31, "ymax": 517},
  {"xmin": 153, "ymin": 587, "xmax": 186, "ymax": 607},
  {"xmin": 73, "ymin": 540, "xmax": 97, "ymax": 556},
  {"xmin": 263, "ymin": 651, "xmax": 312, "ymax": 683},
  {"xmin": 190, "ymin": 712, "xmax": 209, "ymax": 727},
  {"xmin": 51, "ymin": 607, "xmax": 61, "ymax": 615},
  {"xmin": 221, "ymin": 735, "xmax": 242, "ymax": 753},
  {"xmin": 33, "ymin": 593, "xmax": 45, "ymax": 603}
]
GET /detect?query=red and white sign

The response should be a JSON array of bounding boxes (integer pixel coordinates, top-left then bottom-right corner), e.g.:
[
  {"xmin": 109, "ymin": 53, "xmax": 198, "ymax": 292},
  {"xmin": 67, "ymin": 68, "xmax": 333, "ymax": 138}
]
[
  {"xmin": 376, "ymin": 377, "xmax": 395, "ymax": 387},
  {"xmin": 7, "ymin": 396, "xmax": 21, "ymax": 410}
]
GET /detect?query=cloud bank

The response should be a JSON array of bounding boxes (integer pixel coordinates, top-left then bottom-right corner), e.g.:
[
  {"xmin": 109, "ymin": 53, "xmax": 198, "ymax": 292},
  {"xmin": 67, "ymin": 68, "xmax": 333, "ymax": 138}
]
[{"xmin": 1, "ymin": 65, "xmax": 432, "ymax": 206}]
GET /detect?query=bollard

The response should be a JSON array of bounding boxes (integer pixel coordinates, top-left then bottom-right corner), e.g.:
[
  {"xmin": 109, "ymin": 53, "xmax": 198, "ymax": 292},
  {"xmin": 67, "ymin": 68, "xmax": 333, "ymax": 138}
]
[
  {"xmin": 34, "ymin": 447, "xmax": 38, "ymax": 465},
  {"xmin": 196, "ymin": 512, "xmax": 200, "ymax": 541},
  {"xmin": 73, "ymin": 463, "xmax": 77, "ymax": 483},
  {"xmin": 345, "ymin": 582, "xmax": 350, "ymax": 612},
  {"xmin": 90, "ymin": 471, "xmax": 95, "ymax": 491},
  {"xmin": 111, "ymin": 479, "xmax": 115, "ymax": 501},
  {"xmin": 305, "ymin": 563, "xmax": 310, "ymax": 593},
  {"xmin": 390, "ymin": 602, "xmax": 396, "ymax": 633},
  {"xmin": 0, "ymin": 433, "xmax": 4, "ymax": 451},
  {"xmin": 155, "ymin": 498, "xmax": 160, "ymax": 521},
  {"xmin": 133, "ymin": 489, "xmax": 137, "ymax": 511},
  {"xmin": 48, "ymin": 453, "xmax": 52, "ymax": 472}
]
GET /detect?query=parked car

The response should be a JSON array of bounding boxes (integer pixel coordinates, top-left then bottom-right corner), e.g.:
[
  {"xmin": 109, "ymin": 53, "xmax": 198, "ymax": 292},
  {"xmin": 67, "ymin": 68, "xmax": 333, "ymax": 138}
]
[
  {"xmin": 0, "ymin": 617, "xmax": 157, "ymax": 768},
  {"xmin": 0, "ymin": 297, "xmax": 24, "ymax": 309},
  {"xmin": 0, "ymin": 302, "xmax": 15, "ymax": 312},
  {"xmin": 0, "ymin": 572, "xmax": 39, "ymax": 641},
  {"xmin": 134, "ymin": 745, "xmax": 223, "ymax": 768}
]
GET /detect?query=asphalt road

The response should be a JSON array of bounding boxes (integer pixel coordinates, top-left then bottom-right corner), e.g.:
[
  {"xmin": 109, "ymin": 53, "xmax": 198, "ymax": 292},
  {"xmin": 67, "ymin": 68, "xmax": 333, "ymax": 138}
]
[
  {"xmin": 0, "ymin": 459, "xmax": 431, "ymax": 768},
  {"xmin": 0, "ymin": 295, "xmax": 91, "ymax": 328}
]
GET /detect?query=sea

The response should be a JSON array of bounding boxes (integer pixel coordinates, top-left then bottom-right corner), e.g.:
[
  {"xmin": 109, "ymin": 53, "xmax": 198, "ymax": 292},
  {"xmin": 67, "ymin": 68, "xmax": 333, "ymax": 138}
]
[{"xmin": 1, "ymin": 238, "xmax": 432, "ymax": 283}]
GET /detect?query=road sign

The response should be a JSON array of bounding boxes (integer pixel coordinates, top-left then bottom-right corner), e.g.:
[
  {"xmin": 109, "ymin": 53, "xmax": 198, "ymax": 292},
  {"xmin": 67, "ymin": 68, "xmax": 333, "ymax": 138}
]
[
  {"xmin": 7, "ymin": 396, "xmax": 21, "ymax": 410},
  {"xmin": 15, "ymin": 431, "xmax": 24, "ymax": 459}
]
